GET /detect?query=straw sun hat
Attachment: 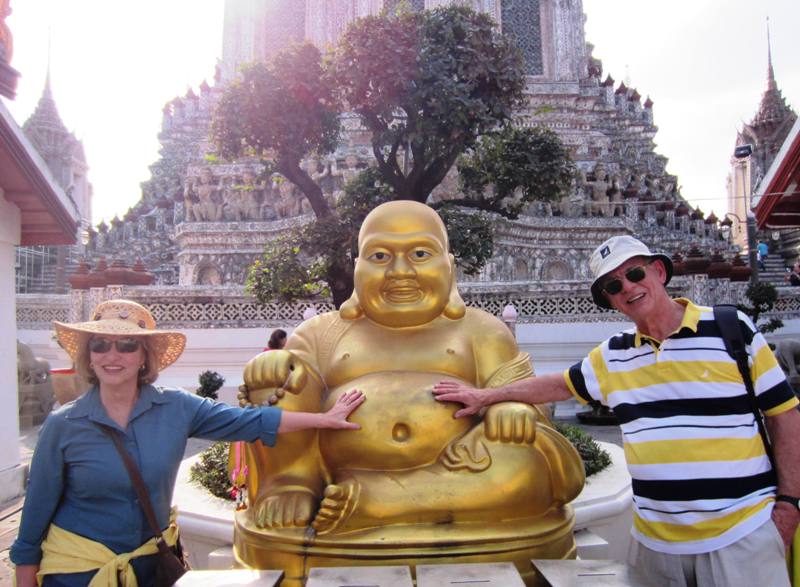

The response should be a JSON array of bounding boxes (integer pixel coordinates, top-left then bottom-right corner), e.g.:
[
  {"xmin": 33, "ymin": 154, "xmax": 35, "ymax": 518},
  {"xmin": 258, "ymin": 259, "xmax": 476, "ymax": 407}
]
[{"xmin": 53, "ymin": 299, "xmax": 186, "ymax": 372}]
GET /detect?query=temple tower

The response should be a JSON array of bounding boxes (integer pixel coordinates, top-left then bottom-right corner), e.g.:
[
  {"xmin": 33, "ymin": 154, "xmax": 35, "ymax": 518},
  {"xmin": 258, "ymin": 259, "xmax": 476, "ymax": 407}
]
[
  {"xmin": 727, "ymin": 23, "xmax": 796, "ymax": 248},
  {"xmin": 22, "ymin": 72, "xmax": 91, "ymax": 223},
  {"xmin": 17, "ymin": 71, "xmax": 92, "ymax": 293},
  {"xmin": 221, "ymin": 0, "xmax": 587, "ymax": 81}
]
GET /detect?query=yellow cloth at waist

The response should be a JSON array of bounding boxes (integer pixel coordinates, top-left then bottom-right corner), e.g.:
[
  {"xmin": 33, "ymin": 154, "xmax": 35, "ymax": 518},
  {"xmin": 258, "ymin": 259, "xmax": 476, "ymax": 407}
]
[{"xmin": 33, "ymin": 507, "xmax": 180, "ymax": 587}]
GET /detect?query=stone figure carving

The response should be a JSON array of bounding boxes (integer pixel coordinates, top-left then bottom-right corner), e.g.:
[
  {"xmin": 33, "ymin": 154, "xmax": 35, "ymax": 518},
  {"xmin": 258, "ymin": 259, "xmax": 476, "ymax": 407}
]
[
  {"xmin": 234, "ymin": 201, "xmax": 584, "ymax": 583},
  {"xmin": 17, "ymin": 341, "xmax": 54, "ymax": 427},
  {"xmin": 585, "ymin": 163, "xmax": 610, "ymax": 216},
  {"xmin": 187, "ymin": 167, "xmax": 223, "ymax": 221},
  {"xmin": 272, "ymin": 174, "xmax": 303, "ymax": 218},
  {"xmin": 223, "ymin": 176, "xmax": 246, "ymax": 221},
  {"xmin": 331, "ymin": 153, "xmax": 362, "ymax": 200},
  {"xmin": 775, "ymin": 340, "xmax": 800, "ymax": 392},
  {"xmin": 608, "ymin": 174, "xmax": 624, "ymax": 217},
  {"xmin": 241, "ymin": 169, "xmax": 266, "ymax": 220},
  {"xmin": 306, "ymin": 156, "xmax": 335, "ymax": 206}
]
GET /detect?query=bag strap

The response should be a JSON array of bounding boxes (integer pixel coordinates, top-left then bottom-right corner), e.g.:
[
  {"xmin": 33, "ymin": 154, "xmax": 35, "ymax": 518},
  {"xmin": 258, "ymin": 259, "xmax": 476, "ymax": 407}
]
[
  {"xmin": 95, "ymin": 423, "xmax": 173, "ymax": 553},
  {"xmin": 713, "ymin": 305, "xmax": 778, "ymax": 475}
]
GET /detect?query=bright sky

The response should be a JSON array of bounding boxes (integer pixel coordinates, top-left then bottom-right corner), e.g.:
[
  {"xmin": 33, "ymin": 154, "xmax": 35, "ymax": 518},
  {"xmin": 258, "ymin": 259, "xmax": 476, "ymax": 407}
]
[{"xmin": 3, "ymin": 0, "xmax": 799, "ymax": 225}]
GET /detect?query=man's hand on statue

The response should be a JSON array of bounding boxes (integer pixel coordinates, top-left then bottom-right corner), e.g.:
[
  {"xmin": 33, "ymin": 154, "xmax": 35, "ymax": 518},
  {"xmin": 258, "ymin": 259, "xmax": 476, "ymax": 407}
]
[
  {"xmin": 484, "ymin": 403, "xmax": 538, "ymax": 444},
  {"xmin": 322, "ymin": 389, "xmax": 365, "ymax": 429},
  {"xmin": 431, "ymin": 380, "xmax": 486, "ymax": 418}
]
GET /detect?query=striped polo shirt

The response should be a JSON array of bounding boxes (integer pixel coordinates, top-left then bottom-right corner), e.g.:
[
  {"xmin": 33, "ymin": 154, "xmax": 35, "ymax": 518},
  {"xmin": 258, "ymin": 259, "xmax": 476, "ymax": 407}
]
[{"xmin": 564, "ymin": 298, "xmax": 798, "ymax": 555}]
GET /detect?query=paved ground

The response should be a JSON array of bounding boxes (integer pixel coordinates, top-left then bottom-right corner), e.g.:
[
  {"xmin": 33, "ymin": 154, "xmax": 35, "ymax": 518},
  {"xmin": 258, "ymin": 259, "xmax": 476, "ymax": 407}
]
[{"xmin": 0, "ymin": 416, "xmax": 622, "ymax": 582}]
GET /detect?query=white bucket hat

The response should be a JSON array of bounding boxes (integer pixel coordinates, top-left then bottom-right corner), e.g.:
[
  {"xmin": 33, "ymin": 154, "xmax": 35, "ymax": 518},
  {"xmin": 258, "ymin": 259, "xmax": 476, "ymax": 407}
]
[{"xmin": 589, "ymin": 236, "xmax": 673, "ymax": 309}]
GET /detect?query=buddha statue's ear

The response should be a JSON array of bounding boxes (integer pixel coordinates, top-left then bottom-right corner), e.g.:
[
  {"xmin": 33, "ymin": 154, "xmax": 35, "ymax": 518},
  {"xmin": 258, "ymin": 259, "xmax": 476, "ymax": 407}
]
[
  {"xmin": 442, "ymin": 254, "xmax": 466, "ymax": 320},
  {"xmin": 339, "ymin": 287, "xmax": 364, "ymax": 321}
]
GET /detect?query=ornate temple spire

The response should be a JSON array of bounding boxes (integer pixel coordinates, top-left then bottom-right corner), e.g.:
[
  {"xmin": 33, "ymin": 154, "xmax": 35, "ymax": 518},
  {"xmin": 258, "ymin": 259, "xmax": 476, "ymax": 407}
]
[
  {"xmin": 749, "ymin": 26, "xmax": 794, "ymax": 131},
  {"xmin": 766, "ymin": 17, "xmax": 776, "ymax": 92}
]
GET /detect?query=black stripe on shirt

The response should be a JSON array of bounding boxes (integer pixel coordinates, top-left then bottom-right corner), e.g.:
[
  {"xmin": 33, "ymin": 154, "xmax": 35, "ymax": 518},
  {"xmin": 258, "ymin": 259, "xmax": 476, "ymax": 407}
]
[
  {"xmin": 568, "ymin": 363, "xmax": 592, "ymax": 403},
  {"xmin": 635, "ymin": 488, "xmax": 775, "ymax": 515},
  {"xmin": 758, "ymin": 380, "xmax": 797, "ymax": 412},
  {"xmin": 608, "ymin": 332, "xmax": 637, "ymax": 351},
  {"xmin": 632, "ymin": 471, "xmax": 776, "ymax": 502},
  {"xmin": 671, "ymin": 316, "xmax": 755, "ymax": 346},
  {"xmin": 613, "ymin": 395, "xmax": 753, "ymax": 424}
]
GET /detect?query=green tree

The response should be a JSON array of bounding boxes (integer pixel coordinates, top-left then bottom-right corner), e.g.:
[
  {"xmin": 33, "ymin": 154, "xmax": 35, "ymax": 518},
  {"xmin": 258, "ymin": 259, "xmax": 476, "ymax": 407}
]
[
  {"xmin": 215, "ymin": 7, "xmax": 574, "ymax": 306},
  {"xmin": 213, "ymin": 43, "xmax": 340, "ymax": 219},
  {"xmin": 329, "ymin": 5, "xmax": 525, "ymax": 201},
  {"xmin": 451, "ymin": 125, "xmax": 575, "ymax": 218},
  {"xmin": 739, "ymin": 282, "xmax": 783, "ymax": 334}
]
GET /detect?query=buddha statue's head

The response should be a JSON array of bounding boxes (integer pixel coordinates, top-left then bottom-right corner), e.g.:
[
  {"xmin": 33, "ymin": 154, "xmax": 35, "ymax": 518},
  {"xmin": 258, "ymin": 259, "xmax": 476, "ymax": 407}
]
[{"xmin": 341, "ymin": 201, "xmax": 466, "ymax": 327}]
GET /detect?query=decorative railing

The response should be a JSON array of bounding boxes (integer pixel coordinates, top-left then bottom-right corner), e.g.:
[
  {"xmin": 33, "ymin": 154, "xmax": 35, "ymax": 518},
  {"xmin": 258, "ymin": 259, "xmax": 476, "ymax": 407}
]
[
  {"xmin": 16, "ymin": 294, "xmax": 71, "ymax": 329},
  {"xmin": 17, "ymin": 281, "xmax": 800, "ymax": 331}
]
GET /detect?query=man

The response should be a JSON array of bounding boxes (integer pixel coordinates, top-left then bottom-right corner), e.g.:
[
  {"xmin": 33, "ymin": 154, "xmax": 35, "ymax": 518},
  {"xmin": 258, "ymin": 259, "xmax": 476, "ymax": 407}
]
[{"xmin": 434, "ymin": 235, "xmax": 800, "ymax": 587}]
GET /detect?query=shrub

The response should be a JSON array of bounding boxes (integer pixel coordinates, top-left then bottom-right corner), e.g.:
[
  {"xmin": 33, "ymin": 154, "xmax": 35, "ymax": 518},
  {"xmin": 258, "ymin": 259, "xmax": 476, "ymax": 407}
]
[
  {"xmin": 197, "ymin": 370, "xmax": 225, "ymax": 401},
  {"xmin": 189, "ymin": 441, "xmax": 234, "ymax": 500},
  {"xmin": 553, "ymin": 421, "xmax": 612, "ymax": 477}
]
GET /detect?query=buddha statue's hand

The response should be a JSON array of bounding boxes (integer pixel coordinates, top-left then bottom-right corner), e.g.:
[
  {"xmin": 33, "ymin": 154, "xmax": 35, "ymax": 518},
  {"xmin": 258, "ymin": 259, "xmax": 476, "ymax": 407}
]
[
  {"xmin": 254, "ymin": 488, "xmax": 317, "ymax": 529},
  {"xmin": 239, "ymin": 350, "xmax": 310, "ymax": 407},
  {"xmin": 483, "ymin": 402, "xmax": 539, "ymax": 444}
]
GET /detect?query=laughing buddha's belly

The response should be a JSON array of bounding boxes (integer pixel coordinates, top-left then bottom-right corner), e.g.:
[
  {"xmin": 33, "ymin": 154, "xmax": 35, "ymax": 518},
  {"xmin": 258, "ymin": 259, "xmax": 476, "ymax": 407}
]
[{"xmin": 320, "ymin": 371, "xmax": 472, "ymax": 472}]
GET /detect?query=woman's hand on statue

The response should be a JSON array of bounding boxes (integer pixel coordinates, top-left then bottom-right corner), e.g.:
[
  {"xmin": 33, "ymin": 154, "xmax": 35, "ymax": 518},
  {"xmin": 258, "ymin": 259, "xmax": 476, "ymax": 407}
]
[
  {"xmin": 432, "ymin": 380, "xmax": 487, "ymax": 418},
  {"xmin": 322, "ymin": 389, "xmax": 365, "ymax": 429}
]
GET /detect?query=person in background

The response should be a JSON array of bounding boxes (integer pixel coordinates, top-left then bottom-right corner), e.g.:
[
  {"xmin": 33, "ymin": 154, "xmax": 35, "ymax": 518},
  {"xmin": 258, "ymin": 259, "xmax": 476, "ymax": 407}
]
[
  {"xmin": 264, "ymin": 328, "xmax": 287, "ymax": 351},
  {"xmin": 786, "ymin": 261, "xmax": 800, "ymax": 287},
  {"xmin": 11, "ymin": 300, "xmax": 364, "ymax": 587},
  {"xmin": 758, "ymin": 239, "xmax": 769, "ymax": 270},
  {"xmin": 434, "ymin": 236, "xmax": 800, "ymax": 587}
]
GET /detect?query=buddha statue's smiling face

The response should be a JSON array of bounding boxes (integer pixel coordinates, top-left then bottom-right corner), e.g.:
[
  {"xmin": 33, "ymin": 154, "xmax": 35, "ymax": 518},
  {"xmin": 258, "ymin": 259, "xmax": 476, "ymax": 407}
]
[{"xmin": 354, "ymin": 201, "xmax": 453, "ymax": 328}]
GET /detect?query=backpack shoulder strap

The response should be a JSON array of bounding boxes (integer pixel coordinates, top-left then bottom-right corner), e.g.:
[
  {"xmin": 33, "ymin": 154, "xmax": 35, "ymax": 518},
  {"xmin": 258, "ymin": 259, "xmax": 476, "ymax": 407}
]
[
  {"xmin": 713, "ymin": 304, "xmax": 777, "ymax": 477},
  {"xmin": 713, "ymin": 304, "xmax": 745, "ymax": 361}
]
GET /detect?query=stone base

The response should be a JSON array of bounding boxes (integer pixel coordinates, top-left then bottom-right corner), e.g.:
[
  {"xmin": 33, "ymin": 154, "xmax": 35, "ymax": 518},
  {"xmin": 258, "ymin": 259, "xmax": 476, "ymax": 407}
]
[
  {"xmin": 0, "ymin": 463, "xmax": 27, "ymax": 505},
  {"xmin": 234, "ymin": 509, "xmax": 577, "ymax": 587}
]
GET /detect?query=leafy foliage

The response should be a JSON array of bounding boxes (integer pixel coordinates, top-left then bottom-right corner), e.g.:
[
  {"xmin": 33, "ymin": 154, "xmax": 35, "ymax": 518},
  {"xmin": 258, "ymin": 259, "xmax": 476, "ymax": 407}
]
[
  {"xmin": 455, "ymin": 125, "xmax": 576, "ymax": 219},
  {"xmin": 212, "ymin": 43, "xmax": 340, "ymax": 218},
  {"xmin": 437, "ymin": 206, "xmax": 494, "ymax": 276},
  {"xmin": 214, "ymin": 7, "xmax": 573, "ymax": 306},
  {"xmin": 739, "ymin": 282, "xmax": 783, "ymax": 334},
  {"xmin": 553, "ymin": 421, "xmax": 612, "ymax": 478},
  {"xmin": 330, "ymin": 5, "xmax": 525, "ymax": 200},
  {"xmin": 189, "ymin": 441, "xmax": 234, "ymax": 500},
  {"xmin": 247, "ymin": 232, "xmax": 332, "ymax": 304},
  {"xmin": 196, "ymin": 370, "xmax": 225, "ymax": 401}
]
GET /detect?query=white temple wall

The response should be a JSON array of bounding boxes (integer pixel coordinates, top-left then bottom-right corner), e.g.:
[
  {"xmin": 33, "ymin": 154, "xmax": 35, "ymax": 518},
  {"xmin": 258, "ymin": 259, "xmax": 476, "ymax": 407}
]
[
  {"xmin": 20, "ymin": 317, "xmax": 800, "ymax": 411},
  {"xmin": 0, "ymin": 195, "xmax": 26, "ymax": 503}
]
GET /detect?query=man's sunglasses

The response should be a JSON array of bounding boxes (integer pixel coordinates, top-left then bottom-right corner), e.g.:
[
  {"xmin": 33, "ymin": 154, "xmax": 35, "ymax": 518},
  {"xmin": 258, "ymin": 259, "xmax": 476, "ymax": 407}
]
[
  {"xmin": 602, "ymin": 263, "xmax": 651, "ymax": 296},
  {"xmin": 88, "ymin": 337, "xmax": 142, "ymax": 354}
]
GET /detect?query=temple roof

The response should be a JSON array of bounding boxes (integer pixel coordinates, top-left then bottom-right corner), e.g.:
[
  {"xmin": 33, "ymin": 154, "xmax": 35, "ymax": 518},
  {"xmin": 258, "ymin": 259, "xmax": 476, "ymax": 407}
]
[
  {"xmin": 22, "ymin": 71, "xmax": 70, "ymax": 138},
  {"xmin": 747, "ymin": 25, "xmax": 795, "ymax": 136}
]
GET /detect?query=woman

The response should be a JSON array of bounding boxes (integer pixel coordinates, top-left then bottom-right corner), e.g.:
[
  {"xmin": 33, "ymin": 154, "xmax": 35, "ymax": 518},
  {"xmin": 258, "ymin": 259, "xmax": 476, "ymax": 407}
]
[
  {"xmin": 264, "ymin": 328, "xmax": 287, "ymax": 351},
  {"xmin": 11, "ymin": 299, "xmax": 364, "ymax": 586}
]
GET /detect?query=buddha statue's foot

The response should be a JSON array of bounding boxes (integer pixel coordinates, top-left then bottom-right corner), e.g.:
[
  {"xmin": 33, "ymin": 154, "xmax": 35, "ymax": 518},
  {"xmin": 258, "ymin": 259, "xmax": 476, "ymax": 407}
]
[
  {"xmin": 311, "ymin": 479, "xmax": 360, "ymax": 535},
  {"xmin": 254, "ymin": 489, "xmax": 317, "ymax": 529}
]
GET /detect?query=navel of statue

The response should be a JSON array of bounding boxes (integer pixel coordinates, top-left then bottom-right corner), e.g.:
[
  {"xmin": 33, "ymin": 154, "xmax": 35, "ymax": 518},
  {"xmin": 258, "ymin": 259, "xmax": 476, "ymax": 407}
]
[{"xmin": 234, "ymin": 201, "xmax": 585, "ymax": 585}]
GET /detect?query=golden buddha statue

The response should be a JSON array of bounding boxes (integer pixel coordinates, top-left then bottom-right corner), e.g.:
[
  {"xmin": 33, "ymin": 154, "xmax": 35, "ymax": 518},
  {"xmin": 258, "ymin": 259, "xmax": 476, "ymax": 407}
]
[{"xmin": 234, "ymin": 201, "xmax": 584, "ymax": 585}]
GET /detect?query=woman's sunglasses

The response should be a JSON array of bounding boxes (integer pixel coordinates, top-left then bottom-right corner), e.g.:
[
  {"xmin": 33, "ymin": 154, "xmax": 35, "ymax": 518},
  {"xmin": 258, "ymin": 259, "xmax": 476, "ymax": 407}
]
[
  {"xmin": 88, "ymin": 337, "xmax": 142, "ymax": 354},
  {"xmin": 602, "ymin": 264, "xmax": 650, "ymax": 296}
]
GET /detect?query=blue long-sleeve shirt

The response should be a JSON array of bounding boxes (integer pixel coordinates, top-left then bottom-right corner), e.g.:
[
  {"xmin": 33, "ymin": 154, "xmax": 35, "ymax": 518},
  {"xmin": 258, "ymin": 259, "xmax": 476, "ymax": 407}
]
[{"xmin": 10, "ymin": 385, "xmax": 281, "ymax": 569}]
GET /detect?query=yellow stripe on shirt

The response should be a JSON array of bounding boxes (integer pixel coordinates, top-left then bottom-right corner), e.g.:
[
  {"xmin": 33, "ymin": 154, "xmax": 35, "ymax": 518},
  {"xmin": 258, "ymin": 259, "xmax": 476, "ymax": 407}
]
[
  {"xmin": 633, "ymin": 497, "xmax": 773, "ymax": 543},
  {"xmin": 625, "ymin": 436, "xmax": 766, "ymax": 465}
]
